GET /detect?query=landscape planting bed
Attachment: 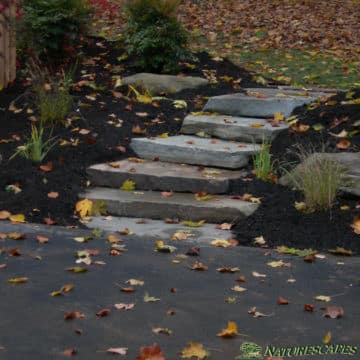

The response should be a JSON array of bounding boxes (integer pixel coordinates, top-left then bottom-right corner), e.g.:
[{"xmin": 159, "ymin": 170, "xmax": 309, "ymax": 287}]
[{"xmin": 0, "ymin": 37, "xmax": 359, "ymax": 253}]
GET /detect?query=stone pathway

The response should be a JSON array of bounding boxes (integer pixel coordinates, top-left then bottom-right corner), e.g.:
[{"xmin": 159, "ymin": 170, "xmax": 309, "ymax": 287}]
[{"xmin": 83, "ymin": 85, "xmax": 335, "ymax": 232}]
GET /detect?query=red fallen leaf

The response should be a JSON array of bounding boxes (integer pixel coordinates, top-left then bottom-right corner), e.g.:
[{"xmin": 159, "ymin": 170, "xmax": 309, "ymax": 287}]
[
  {"xmin": 96, "ymin": 308, "xmax": 111, "ymax": 317},
  {"xmin": 74, "ymin": 329, "xmax": 82, "ymax": 335},
  {"xmin": 321, "ymin": 306, "xmax": 344, "ymax": 319},
  {"xmin": 121, "ymin": 287, "xmax": 135, "ymax": 293},
  {"xmin": 44, "ymin": 217, "xmax": 57, "ymax": 225},
  {"xmin": 64, "ymin": 311, "xmax": 85, "ymax": 320},
  {"xmin": 8, "ymin": 248, "xmax": 21, "ymax": 256},
  {"xmin": 110, "ymin": 249, "xmax": 121, "ymax": 256},
  {"xmin": 278, "ymin": 296, "xmax": 289, "ymax": 305},
  {"xmin": 161, "ymin": 191, "xmax": 173, "ymax": 198},
  {"xmin": 336, "ymin": 139, "xmax": 351, "ymax": 149},
  {"xmin": 47, "ymin": 192, "xmax": 59, "ymax": 199},
  {"xmin": 304, "ymin": 304, "xmax": 315, "ymax": 312},
  {"xmin": 186, "ymin": 247, "xmax": 200, "ymax": 256},
  {"xmin": 137, "ymin": 343, "xmax": 165, "ymax": 360},
  {"xmin": 39, "ymin": 162, "xmax": 53, "ymax": 172},
  {"xmin": 170, "ymin": 288, "xmax": 177, "ymax": 293},
  {"xmin": 86, "ymin": 137, "xmax": 97, "ymax": 144},
  {"xmin": 63, "ymin": 349, "xmax": 76, "ymax": 357},
  {"xmin": 36, "ymin": 235, "xmax": 49, "ymax": 243}
]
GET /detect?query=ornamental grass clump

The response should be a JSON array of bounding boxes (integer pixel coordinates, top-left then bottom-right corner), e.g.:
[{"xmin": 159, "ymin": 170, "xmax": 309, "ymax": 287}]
[
  {"xmin": 124, "ymin": 0, "xmax": 189, "ymax": 72},
  {"xmin": 285, "ymin": 149, "xmax": 343, "ymax": 212},
  {"xmin": 252, "ymin": 139, "xmax": 274, "ymax": 181}
]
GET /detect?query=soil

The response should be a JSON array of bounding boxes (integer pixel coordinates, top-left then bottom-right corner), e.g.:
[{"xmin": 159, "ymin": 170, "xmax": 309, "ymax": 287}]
[{"xmin": 0, "ymin": 37, "xmax": 359, "ymax": 254}]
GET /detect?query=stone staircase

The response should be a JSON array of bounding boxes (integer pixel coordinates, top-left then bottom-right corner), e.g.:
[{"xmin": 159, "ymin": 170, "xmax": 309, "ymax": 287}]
[{"xmin": 83, "ymin": 87, "xmax": 335, "ymax": 225}]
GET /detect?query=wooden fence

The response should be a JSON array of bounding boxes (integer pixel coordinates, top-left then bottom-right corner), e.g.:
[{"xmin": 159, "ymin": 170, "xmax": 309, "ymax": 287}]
[{"xmin": 0, "ymin": 2, "xmax": 16, "ymax": 89}]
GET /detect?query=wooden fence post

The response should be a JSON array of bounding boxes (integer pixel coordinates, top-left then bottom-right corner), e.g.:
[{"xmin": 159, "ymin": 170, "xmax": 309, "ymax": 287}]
[{"xmin": 0, "ymin": 1, "xmax": 16, "ymax": 89}]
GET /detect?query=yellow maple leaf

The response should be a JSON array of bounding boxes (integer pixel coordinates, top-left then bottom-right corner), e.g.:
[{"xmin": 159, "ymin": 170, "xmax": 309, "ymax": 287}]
[
  {"xmin": 75, "ymin": 199, "xmax": 93, "ymax": 218},
  {"xmin": 274, "ymin": 112, "xmax": 285, "ymax": 121},
  {"xmin": 211, "ymin": 239, "xmax": 231, "ymax": 248},
  {"xmin": 250, "ymin": 122, "xmax": 264, "ymax": 128},
  {"xmin": 9, "ymin": 214, "xmax": 25, "ymax": 223},
  {"xmin": 180, "ymin": 342, "xmax": 209, "ymax": 359},
  {"xmin": 217, "ymin": 321, "xmax": 239, "ymax": 338},
  {"xmin": 120, "ymin": 180, "xmax": 136, "ymax": 191}
]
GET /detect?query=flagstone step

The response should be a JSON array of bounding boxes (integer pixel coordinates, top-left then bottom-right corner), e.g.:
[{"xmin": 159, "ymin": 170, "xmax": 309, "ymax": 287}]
[
  {"xmin": 86, "ymin": 216, "xmax": 234, "ymax": 246},
  {"xmin": 130, "ymin": 135, "xmax": 262, "ymax": 169},
  {"xmin": 81, "ymin": 188, "xmax": 259, "ymax": 223},
  {"xmin": 181, "ymin": 114, "xmax": 288, "ymax": 142},
  {"xmin": 87, "ymin": 159, "xmax": 246, "ymax": 194},
  {"xmin": 203, "ymin": 87, "xmax": 334, "ymax": 118}
]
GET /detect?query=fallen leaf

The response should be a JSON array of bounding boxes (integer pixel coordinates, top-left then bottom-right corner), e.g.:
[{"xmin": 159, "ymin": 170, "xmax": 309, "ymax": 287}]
[
  {"xmin": 252, "ymin": 271, "xmax": 267, "ymax": 278},
  {"xmin": 137, "ymin": 343, "xmax": 165, "ymax": 360},
  {"xmin": 96, "ymin": 308, "xmax": 111, "ymax": 317},
  {"xmin": 120, "ymin": 180, "xmax": 136, "ymax": 191},
  {"xmin": 278, "ymin": 296, "xmax": 289, "ymax": 305},
  {"xmin": 7, "ymin": 277, "xmax": 28, "ymax": 284},
  {"xmin": 0, "ymin": 211, "xmax": 11, "ymax": 219},
  {"xmin": 63, "ymin": 349, "xmax": 76, "ymax": 357},
  {"xmin": 267, "ymin": 260, "xmax": 291, "ymax": 268},
  {"xmin": 195, "ymin": 192, "xmax": 215, "ymax": 201},
  {"xmin": 182, "ymin": 220, "xmax": 206, "ymax": 227},
  {"xmin": 108, "ymin": 235, "xmax": 122, "ymax": 243},
  {"xmin": 254, "ymin": 236, "xmax": 266, "ymax": 245},
  {"xmin": 48, "ymin": 192, "xmax": 59, "ymax": 199},
  {"xmin": 250, "ymin": 122, "xmax": 264, "ymax": 128},
  {"xmin": 108, "ymin": 162, "xmax": 120, "ymax": 168},
  {"xmin": 152, "ymin": 328, "xmax": 172, "ymax": 335},
  {"xmin": 322, "ymin": 306, "xmax": 344, "ymax": 319},
  {"xmin": 274, "ymin": 112, "xmax": 285, "ymax": 121},
  {"xmin": 114, "ymin": 303, "xmax": 135, "ymax": 310},
  {"xmin": 36, "ymin": 235, "xmax": 49, "ymax": 243},
  {"xmin": 172, "ymin": 230, "xmax": 194, "ymax": 241},
  {"xmin": 161, "ymin": 191, "xmax": 173, "ymax": 198},
  {"xmin": 217, "ymin": 321, "xmax": 239, "ymax": 338},
  {"xmin": 314, "ymin": 295, "xmax": 331, "ymax": 302},
  {"xmin": 217, "ymin": 267, "xmax": 240, "ymax": 273},
  {"xmin": 231, "ymin": 285, "xmax": 247, "ymax": 292},
  {"xmin": 120, "ymin": 287, "xmax": 135, "ymax": 293},
  {"xmin": 304, "ymin": 304, "xmax": 315, "ymax": 312},
  {"xmin": 248, "ymin": 307, "xmax": 271, "ymax": 318},
  {"xmin": 126, "ymin": 279, "xmax": 144, "ymax": 286},
  {"xmin": 9, "ymin": 214, "xmax": 25, "ymax": 223},
  {"xmin": 236, "ymin": 275, "xmax": 246, "ymax": 282},
  {"xmin": 132, "ymin": 125, "xmax": 146, "ymax": 135},
  {"xmin": 351, "ymin": 217, "xmax": 360, "ymax": 234},
  {"xmin": 180, "ymin": 342, "xmax": 209, "ymax": 359},
  {"xmin": 106, "ymin": 348, "xmax": 128, "ymax": 355},
  {"xmin": 336, "ymin": 139, "xmax": 351, "ymax": 149},
  {"xmin": 185, "ymin": 247, "xmax": 200, "ymax": 256},
  {"xmin": 211, "ymin": 239, "xmax": 232, "ymax": 248},
  {"xmin": 66, "ymin": 267, "xmax": 88, "ymax": 273},
  {"xmin": 7, "ymin": 232, "xmax": 25, "ymax": 240},
  {"xmin": 64, "ymin": 311, "xmax": 85, "ymax": 320},
  {"xmin": 189, "ymin": 260, "xmax": 208, "ymax": 271},
  {"xmin": 39, "ymin": 162, "xmax": 53, "ymax": 172},
  {"xmin": 8, "ymin": 248, "xmax": 21, "ymax": 256},
  {"xmin": 328, "ymin": 247, "xmax": 352, "ymax": 256},
  {"xmin": 75, "ymin": 199, "xmax": 93, "ymax": 219},
  {"xmin": 323, "ymin": 331, "xmax": 332, "ymax": 344},
  {"xmin": 216, "ymin": 223, "xmax": 233, "ymax": 230},
  {"xmin": 144, "ymin": 292, "xmax": 160, "ymax": 302},
  {"xmin": 44, "ymin": 217, "xmax": 56, "ymax": 225},
  {"xmin": 155, "ymin": 240, "xmax": 177, "ymax": 253}
]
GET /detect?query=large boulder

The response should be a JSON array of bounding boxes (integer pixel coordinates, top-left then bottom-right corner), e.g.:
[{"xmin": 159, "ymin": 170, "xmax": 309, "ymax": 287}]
[
  {"xmin": 280, "ymin": 152, "xmax": 360, "ymax": 197},
  {"xmin": 121, "ymin": 73, "xmax": 208, "ymax": 94}
]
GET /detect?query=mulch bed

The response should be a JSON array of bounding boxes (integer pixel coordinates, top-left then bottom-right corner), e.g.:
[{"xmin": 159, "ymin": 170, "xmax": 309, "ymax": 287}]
[{"xmin": 0, "ymin": 37, "xmax": 359, "ymax": 253}]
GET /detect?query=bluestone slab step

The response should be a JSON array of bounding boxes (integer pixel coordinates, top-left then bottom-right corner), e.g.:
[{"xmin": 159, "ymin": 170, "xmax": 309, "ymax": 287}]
[
  {"xmin": 81, "ymin": 188, "xmax": 259, "ymax": 223},
  {"xmin": 203, "ymin": 88, "xmax": 333, "ymax": 117},
  {"xmin": 130, "ymin": 135, "xmax": 262, "ymax": 169},
  {"xmin": 181, "ymin": 114, "xmax": 288, "ymax": 142},
  {"xmin": 87, "ymin": 159, "xmax": 246, "ymax": 194}
]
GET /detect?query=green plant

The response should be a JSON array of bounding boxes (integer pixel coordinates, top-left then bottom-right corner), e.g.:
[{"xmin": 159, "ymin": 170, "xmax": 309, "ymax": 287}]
[
  {"xmin": 283, "ymin": 148, "xmax": 343, "ymax": 212},
  {"xmin": 252, "ymin": 139, "xmax": 273, "ymax": 181},
  {"xmin": 20, "ymin": 0, "xmax": 90, "ymax": 59},
  {"xmin": 10, "ymin": 125, "xmax": 57, "ymax": 163},
  {"xmin": 124, "ymin": 0, "xmax": 189, "ymax": 72}
]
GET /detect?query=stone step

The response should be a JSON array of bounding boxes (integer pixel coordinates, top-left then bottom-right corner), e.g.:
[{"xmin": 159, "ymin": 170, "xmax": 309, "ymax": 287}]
[
  {"xmin": 81, "ymin": 188, "xmax": 259, "ymax": 223},
  {"xmin": 203, "ymin": 87, "xmax": 334, "ymax": 117},
  {"xmin": 85, "ymin": 216, "xmax": 234, "ymax": 246},
  {"xmin": 87, "ymin": 159, "xmax": 246, "ymax": 194},
  {"xmin": 181, "ymin": 114, "xmax": 288, "ymax": 142},
  {"xmin": 130, "ymin": 135, "xmax": 262, "ymax": 169}
]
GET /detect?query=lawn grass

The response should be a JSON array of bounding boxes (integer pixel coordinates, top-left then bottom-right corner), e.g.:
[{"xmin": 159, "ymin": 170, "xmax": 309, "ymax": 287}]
[{"xmin": 227, "ymin": 48, "xmax": 360, "ymax": 89}]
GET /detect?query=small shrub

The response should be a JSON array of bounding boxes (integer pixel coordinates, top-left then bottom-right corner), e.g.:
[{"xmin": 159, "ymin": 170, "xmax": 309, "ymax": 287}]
[
  {"xmin": 11, "ymin": 125, "xmax": 57, "ymax": 163},
  {"xmin": 252, "ymin": 140, "xmax": 273, "ymax": 181},
  {"xmin": 284, "ymin": 149, "xmax": 343, "ymax": 212},
  {"xmin": 20, "ymin": 0, "xmax": 90, "ymax": 59},
  {"xmin": 124, "ymin": 0, "xmax": 189, "ymax": 72}
]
